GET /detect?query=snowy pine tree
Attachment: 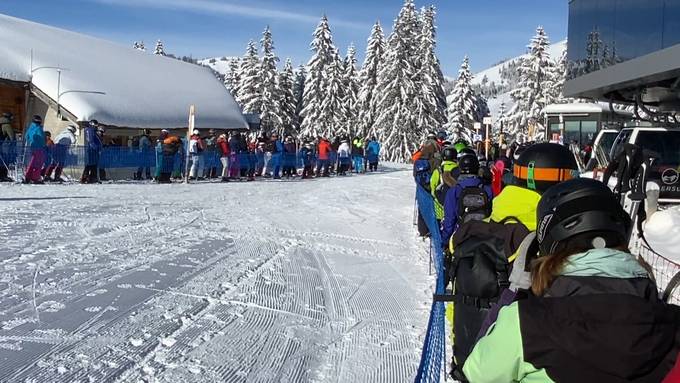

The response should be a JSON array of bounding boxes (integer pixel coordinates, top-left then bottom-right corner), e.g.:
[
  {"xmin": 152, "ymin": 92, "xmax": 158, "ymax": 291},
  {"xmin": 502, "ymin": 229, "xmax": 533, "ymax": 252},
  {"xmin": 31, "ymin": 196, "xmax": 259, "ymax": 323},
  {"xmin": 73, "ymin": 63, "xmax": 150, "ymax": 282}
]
[
  {"xmin": 413, "ymin": 6, "xmax": 447, "ymax": 131},
  {"xmin": 507, "ymin": 26, "xmax": 558, "ymax": 142},
  {"xmin": 358, "ymin": 21, "xmax": 386, "ymax": 138},
  {"xmin": 373, "ymin": 0, "xmax": 421, "ymax": 162},
  {"xmin": 552, "ymin": 49, "xmax": 570, "ymax": 103},
  {"xmin": 300, "ymin": 16, "xmax": 337, "ymax": 138},
  {"xmin": 278, "ymin": 58, "xmax": 297, "ymax": 135},
  {"xmin": 252, "ymin": 26, "xmax": 283, "ymax": 133},
  {"xmin": 445, "ymin": 56, "xmax": 477, "ymax": 143},
  {"xmin": 320, "ymin": 49, "xmax": 347, "ymax": 137},
  {"xmin": 224, "ymin": 58, "xmax": 241, "ymax": 101},
  {"xmin": 236, "ymin": 40, "xmax": 261, "ymax": 112},
  {"xmin": 293, "ymin": 65, "xmax": 307, "ymax": 131},
  {"xmin": 154, "ymin": 40, "xmax": 165, "ymax": 56},
  {"xmin": 342, "ymin": 44, "xmax": 360, "ymax": 137}
]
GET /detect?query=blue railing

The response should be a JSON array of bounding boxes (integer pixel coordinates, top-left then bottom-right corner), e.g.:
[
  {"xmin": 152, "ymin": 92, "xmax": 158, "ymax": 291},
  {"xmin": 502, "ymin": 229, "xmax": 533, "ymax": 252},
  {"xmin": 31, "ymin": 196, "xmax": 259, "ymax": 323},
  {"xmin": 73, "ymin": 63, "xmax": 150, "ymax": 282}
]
[{"xmin": 413, "ymin": 183, "xmax": 448, "ymax": 383}]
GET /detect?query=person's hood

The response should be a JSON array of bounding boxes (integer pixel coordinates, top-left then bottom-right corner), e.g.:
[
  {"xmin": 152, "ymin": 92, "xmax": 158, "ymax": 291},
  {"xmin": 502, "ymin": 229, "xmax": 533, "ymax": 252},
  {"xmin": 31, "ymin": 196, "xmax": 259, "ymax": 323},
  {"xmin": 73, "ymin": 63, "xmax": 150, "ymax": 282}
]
[{"xmin": 561, "ymin": 248, "xmax": 651, "ymax": 279}]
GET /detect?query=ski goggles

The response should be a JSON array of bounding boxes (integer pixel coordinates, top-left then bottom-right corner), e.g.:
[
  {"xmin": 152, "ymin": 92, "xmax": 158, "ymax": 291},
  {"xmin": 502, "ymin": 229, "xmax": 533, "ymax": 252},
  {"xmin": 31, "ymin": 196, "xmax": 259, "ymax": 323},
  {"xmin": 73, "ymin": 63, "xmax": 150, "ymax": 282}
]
[{"xmin": 514, "ymin": 162, "xmax": 576, "ymax": 190}]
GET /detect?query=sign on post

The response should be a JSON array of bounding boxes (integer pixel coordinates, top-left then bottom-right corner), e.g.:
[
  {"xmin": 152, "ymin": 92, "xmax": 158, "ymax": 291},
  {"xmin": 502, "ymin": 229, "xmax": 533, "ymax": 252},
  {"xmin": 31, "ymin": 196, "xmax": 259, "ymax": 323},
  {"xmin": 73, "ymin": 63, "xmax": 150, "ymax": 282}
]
[{"xmin": 483, "ymin": 116, "xmax": 493, "ymax": 125}]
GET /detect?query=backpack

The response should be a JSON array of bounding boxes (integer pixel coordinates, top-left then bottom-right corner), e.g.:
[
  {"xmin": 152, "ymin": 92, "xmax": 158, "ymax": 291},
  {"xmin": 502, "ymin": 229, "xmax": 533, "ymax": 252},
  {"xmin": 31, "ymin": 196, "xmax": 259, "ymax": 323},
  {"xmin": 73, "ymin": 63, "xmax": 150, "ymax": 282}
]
[
  {"xmin": 457, "ymin": 181, "xmax": 492, "ymax": 224},
  {"xmin": 447, "ymin": 220, "xmax": 530, "ymax": 377},
  {"xmin": 413, "ymin": 159, "xmax": 432, "ymax": 191}
]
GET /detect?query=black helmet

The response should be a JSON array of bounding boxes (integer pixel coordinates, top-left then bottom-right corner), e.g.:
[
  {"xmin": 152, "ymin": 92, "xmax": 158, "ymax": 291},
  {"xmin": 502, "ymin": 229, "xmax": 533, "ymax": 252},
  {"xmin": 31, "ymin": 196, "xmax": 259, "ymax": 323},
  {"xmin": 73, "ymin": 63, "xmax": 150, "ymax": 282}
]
[
  {"xmin": 458, "ymin": 147, "xmax": 476, "ymax": 159},
  {"xmin": 436, "ymin": 131, "xmax": 447, "ymax": 140},
  {"xmin": 32, "ymin": 115, "xmax": 43, "ymax": 124},
  {"xmin": 513, "ymin": 143, "xmax": 578, "ymax": 193},
  {"xmin": 441, "ymin": 146, "xmax": 458, "ymax": 162},
  {"xmin": 2, "ymin": 112, "xmax": 12, "ymax": 120},
  {"xmin": 89, "ymin": 119, "xmax": 99, "ymax": 128},
  {"xmin": 458, "ymin": 153, "xmax": 480, "ymax": 175},
  {"xmin": 536, "ymin": 178, "xmax": 632, "ymax": 256}
]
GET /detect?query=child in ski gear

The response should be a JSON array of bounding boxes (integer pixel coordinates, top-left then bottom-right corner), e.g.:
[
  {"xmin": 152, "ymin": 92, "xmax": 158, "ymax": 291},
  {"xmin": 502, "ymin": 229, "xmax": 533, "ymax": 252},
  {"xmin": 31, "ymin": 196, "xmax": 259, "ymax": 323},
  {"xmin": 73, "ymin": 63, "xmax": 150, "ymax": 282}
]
[
  {"xmin": 24, "ymin": 115, "xmax": 47, "ymax": 184},
  {"xmin": 463, "ymin": 178, "xmax": 680, "ymax": 383},
  {"xmin": 282, "ymin": 136, "xmax": 297, "ymax": 178},
  {"xmin": 430, "ymin": 146, "xmax": 459, "ymax": 221},
  {"xmin": 440, "ymin": 153, "xmax": 493, "ymax": 245},
  {"xmin": 189, "ymin": 129, "xmax": 205, "ymax": 180}
]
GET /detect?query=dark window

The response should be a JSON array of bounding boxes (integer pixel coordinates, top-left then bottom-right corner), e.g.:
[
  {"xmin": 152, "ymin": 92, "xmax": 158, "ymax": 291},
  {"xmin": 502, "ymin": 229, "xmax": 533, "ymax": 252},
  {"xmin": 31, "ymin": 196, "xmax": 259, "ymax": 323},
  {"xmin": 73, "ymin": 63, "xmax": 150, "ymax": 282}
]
[
  {"xmin": 598, "ymin": 131, "xmax": 619, "ymax": 155},
  {"xmin": 635, "ymin": 131, "xmax": 680, "ymax": 167}
]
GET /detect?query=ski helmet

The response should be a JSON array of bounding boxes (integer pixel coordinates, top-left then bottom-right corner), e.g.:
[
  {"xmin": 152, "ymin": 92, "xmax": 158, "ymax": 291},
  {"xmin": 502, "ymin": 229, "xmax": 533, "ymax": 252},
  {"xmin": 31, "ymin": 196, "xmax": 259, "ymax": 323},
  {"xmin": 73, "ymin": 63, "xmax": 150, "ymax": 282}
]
[
  {"xmin": 536, "ymin": 178, "xmax": 632, "ymax": 256},
  {"xmin": 436, "ymin": 131, "xmax": 448, "ymax": 140},
  {"xmin": 192, "ymin": 129, "xmax": 199, "ymax": 135},
  {"xmin": 453, "ymin": 140, "xmax": 469, "ymax": 153},
  {"xmin": 458, "ymin": 153, "xmax": 480, "ymax": 175},
  {"xmin": 458, "ymin": 147, "xmax": 476, "ymax": 159},
  {"xmin": 441, "ymin": 146, "xmax": 458, "ymax": 162},
  {"xmin": 2, "ymin": 112, "xmax": 12, "ymax": 120},
  {"xmin": 67, "ymin": 125, "xmax": 77, "ymax": 133},
  {"xmin": 32, "ymin": 115, "xmax": 43, "ymax": 124},
  {"xmin": 89, "ymin": 119, "xmax": 99, "ymax": 127},
  {"xmin": 427, "ymin": 132, "xmax": 437, "ymax": 140},
  {"xmin": 513, "ymin": 143, "xmax": 578, "ymax": 193}
]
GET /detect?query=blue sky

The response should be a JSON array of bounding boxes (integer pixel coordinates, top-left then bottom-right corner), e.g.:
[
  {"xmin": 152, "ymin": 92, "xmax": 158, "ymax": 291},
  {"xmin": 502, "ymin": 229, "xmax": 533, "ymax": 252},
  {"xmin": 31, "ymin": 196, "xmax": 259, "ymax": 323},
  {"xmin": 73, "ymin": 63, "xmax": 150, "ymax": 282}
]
[{"xmin": 0, "ymin": 0, "xmax": 567, "ymax": 75}]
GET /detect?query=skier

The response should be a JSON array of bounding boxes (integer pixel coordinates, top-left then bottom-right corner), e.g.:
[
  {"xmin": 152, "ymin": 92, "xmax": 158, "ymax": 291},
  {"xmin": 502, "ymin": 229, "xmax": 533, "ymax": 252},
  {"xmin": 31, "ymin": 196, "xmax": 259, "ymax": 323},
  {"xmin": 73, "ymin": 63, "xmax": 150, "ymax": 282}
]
[
  {"xmin": 463, "ymin": 178, "xmax": 680, "ymax": 383},
  {"xmin": 0, "ymin": 112, "xmax": 15, "ymax": 182},
  {"xmin": 300, "ymin": 142, "xmax": 314, "ymax": 179},
  {"xmin": 188, "ymin": 129, "xmax": 205, "ymax": 181},
  {"xmin": 40, "ymin": 131, "xmax": 54, "ymax": 179},
  {"xmin": 440, "ymin": 153, "xmax": 493, "ymax": 245},
  {"xmin": 272, "ymin": 133, "xmax": 284, "ymax": 179},
  {"xmin": 337, "ymin": 139, "xmax": 351, "ymax": 176},
  {"xmin": 45, "ymin": 125, "xmax": 76, "ymax": 182},
  {"xmin": 366, "ymin": 137, "xmax": 381, "ymax": 172},
  {"xmin": 159, "ymin": 133, "xmax": 181, "ymax": 183},
  {"xmin": 316, "ymin": 136, "xmax": 331, "ymax": 177},
  {"xmin": 228, "ymin": 132, "xmax": 241, "ymax": 180},
  {"xmin": 203, "ymin": 129, "xmax": 218, "ymax": 179},
  {"xmin": 412, "ymin": 132, "xmax": 442, "ymax": 170},
  {"xmin": 135, "ymin": 129, "xmax": 152, "ymax": 180},
  {"xmin": 429, "ymin": 146, "xmax": 459, "ymax": 223},
  {"xmin": 351, "ymin": 136, "xmax": 365, "ymax": 173},
  {"xmin": 96, "ymin": 128, "xmax": 108, "ymax": 181},
  {"xmin": 283, "ymin": 136, "xmax": 297, "ymax": 178},
  {"xmin": 446, "ymin": 142, "xmax": 580, "ymax": 379},
  {"xmin": 23, "ymin": 115, "xmax": 47, "ymax": 184},
  {"xmin": 217, "ymin": 133, "xmax": 230, "ymax": 182}
]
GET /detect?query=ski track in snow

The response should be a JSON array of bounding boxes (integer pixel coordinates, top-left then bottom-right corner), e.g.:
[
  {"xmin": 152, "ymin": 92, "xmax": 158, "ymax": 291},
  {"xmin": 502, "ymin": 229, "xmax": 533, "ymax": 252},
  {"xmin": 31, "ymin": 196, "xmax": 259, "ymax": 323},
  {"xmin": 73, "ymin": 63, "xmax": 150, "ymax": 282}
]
[{"xmin": 0, "ymin": 165, "xmax": 432, "ymax": 382}]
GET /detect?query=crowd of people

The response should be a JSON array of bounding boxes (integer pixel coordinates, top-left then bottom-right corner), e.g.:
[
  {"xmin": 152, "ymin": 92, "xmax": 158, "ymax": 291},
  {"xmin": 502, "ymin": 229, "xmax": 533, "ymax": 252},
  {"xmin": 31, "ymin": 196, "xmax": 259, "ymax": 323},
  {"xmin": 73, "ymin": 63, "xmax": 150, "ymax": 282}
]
[
  {"xmin": 0, "ymin": 115, "xmax": 382, "ymax": 184},
  {"xmin": 413, "ymin": 132, "xmax": 680, "ymax": 382}
]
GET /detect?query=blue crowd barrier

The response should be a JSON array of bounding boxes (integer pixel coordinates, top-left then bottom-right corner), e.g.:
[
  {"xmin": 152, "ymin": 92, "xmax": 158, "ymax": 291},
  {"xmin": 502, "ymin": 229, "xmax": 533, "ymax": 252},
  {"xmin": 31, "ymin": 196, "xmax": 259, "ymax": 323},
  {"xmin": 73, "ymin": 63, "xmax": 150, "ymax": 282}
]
[
  {"xmin": 0, "ymin": 141, "xmax": 330, "ymax": 180},
  {"xmin": 414, "ymin": 183, "xmax": 448, "ymax": 383}
]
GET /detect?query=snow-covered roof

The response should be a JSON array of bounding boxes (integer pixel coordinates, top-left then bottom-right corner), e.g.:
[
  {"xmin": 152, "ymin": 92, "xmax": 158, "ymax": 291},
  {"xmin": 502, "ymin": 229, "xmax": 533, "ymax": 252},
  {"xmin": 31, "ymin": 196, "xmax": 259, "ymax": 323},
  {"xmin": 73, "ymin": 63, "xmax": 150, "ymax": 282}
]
[
  {"xmin": 0, "ymin": 14, "xmax": 248, "ymax": 130},
  {"xmin": 542, "ymin": 102, "xmax": 634, "ymax": 116}
]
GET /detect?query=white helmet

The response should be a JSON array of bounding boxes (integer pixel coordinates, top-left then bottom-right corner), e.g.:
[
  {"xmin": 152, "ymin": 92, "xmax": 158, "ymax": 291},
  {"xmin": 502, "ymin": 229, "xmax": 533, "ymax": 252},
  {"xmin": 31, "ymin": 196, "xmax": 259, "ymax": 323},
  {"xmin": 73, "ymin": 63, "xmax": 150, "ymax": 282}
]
[{"xmin": 192, "ymin": 129, "xmax": 199, "ymax": 135}]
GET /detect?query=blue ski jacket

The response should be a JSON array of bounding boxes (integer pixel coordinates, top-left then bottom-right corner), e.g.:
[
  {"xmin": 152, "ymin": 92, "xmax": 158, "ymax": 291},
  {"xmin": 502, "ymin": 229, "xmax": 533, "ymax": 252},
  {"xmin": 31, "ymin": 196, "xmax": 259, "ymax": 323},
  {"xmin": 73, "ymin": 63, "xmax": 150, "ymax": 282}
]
[{"xmin": 24, "ymin": 122, "xmax": 46, "ymax": 149}]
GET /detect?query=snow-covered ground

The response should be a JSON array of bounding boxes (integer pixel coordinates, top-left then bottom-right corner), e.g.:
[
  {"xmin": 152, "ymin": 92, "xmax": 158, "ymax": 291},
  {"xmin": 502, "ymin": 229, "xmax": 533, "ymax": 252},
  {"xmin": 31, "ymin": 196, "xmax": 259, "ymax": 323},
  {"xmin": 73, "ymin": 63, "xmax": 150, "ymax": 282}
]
[{"xmin": 0, "ymin": 165, "xmax": 431, "ymax": 382}]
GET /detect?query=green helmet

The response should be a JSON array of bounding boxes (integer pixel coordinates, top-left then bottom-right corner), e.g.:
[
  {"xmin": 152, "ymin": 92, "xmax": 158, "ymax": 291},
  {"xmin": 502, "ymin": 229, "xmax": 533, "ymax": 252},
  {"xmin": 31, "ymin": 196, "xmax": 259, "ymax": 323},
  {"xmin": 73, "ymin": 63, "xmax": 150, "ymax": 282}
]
[{"xmin": 453, "ymin": 141, "xmax": 468, "ymax": 153}]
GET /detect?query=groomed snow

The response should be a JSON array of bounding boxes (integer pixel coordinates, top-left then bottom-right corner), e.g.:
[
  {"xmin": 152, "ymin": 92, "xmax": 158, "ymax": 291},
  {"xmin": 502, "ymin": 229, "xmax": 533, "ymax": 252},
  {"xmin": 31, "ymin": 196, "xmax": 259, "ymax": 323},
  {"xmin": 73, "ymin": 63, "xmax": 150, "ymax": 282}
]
[
  {"xmin": 0, "ymin": 14, "xmax": 247, "ymax": 131},
  {"xmin": 0, "ymin": 166, "xmax": 431, "ymax": 382}
]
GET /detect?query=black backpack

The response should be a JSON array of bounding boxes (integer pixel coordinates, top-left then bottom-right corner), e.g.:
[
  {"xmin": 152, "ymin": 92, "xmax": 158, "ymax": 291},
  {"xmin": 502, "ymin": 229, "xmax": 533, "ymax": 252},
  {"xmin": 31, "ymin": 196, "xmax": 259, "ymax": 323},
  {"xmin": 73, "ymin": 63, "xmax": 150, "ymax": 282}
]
[
  {"xmin": 448, "ymin": 220, "xmax": 530, "ymax": 377},
  {"xmin": 457, "ymin": 181, "xmax": 491, "ymax": 224}
]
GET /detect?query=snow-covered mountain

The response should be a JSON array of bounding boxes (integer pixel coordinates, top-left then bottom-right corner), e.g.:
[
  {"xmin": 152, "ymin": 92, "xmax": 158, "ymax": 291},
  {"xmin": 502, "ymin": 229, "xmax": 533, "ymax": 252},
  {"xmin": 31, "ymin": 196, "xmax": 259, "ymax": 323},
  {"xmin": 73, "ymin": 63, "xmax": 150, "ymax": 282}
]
[
  {"xmin": 198, "ymin": 56, "xmax": 239, "ymax": 76},
  {"xmin": 472, "ymin": 40, "xmax": 567, "ymax": 118}
]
